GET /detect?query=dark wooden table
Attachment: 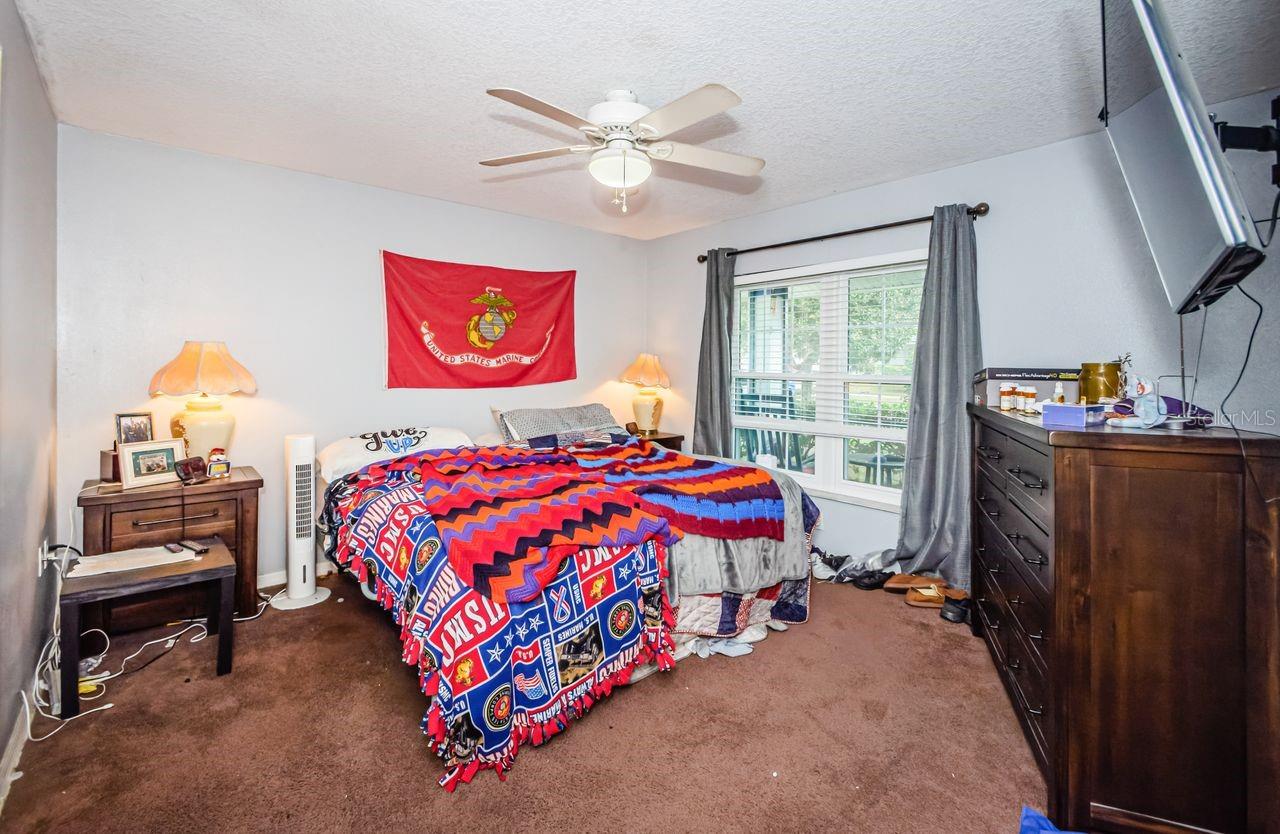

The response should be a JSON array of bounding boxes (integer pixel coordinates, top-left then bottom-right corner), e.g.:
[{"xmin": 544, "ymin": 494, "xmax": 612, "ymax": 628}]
[
  {"xmin": 59, "ymin": 538, "xmax": 236, "ymax": 717},
  {"xmin": 637, "ymin": 432, "xmax": 684, "ymax": 451}
]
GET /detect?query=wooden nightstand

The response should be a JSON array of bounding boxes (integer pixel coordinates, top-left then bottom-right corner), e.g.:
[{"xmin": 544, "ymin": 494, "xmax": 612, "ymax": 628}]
[
  {"xmin": 638, "ymin": 432, "xmax": 684, "ymax": 451},
  {"xmin": 78, "ymin": 466, "xmax": 262, "ymax": 631}
]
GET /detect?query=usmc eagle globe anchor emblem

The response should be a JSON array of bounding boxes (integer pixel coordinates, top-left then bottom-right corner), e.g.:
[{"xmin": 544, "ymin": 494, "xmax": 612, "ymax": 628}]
[
  {"xmin": 465, "ymin": 287, "xmax": 517, "ymax": 349},
  {"xmin": 419, "ymin": 285, "xmax": 555, "ymax": 368}
]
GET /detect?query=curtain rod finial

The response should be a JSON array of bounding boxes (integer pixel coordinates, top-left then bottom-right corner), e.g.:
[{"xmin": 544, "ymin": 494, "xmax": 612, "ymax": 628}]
[
  {"xmin": 697, "ymin": 254, "xmax": 708, "ymax": 263},
  {"xmin": 970, "ymin": 202, "xmax": 990, "ymax": 217}
]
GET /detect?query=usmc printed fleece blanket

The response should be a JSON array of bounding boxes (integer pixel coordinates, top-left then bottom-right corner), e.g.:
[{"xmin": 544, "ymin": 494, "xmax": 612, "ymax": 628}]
[
  {"xmin": 325, "ymin": 458, "xmax": 677, "ymax": 791},
  {"xmin": 323, "ymin": 439, "xmax": 787, "ymax": 790}
]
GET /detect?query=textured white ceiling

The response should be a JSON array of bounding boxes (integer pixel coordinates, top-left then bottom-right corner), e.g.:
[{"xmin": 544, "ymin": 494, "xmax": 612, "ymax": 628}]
[{"xmin": 15, "ymin": 0, "xmax": 1280, "ymax": 240}]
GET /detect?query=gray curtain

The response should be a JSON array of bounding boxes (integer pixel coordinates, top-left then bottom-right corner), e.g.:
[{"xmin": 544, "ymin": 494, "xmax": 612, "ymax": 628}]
[
  {"xmin": 884, "ymin": 205, "xmax": 982, "ymax": 588},
  {"xmin": 693, "ymin": 248, "xmax": 737, "ymax": 456}
]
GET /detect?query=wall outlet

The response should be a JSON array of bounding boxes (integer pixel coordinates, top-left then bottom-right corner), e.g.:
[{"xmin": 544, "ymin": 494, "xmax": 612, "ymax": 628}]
[{"xmin": 35, "ymin": 540, "xmax": 48, "ymax": 578}]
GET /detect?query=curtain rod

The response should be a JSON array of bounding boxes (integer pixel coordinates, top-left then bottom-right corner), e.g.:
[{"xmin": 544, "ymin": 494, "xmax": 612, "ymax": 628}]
[{"xmin": 695, "ymin": 202, "xmax": 990, "ymax": 263}]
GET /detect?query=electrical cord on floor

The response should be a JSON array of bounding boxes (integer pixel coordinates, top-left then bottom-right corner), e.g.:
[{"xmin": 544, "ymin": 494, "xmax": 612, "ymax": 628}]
[
  {"xmin": 1220, "ymin": 285, "xmax": 1279, "ymax": 505},
  {"xmin": 84, "ymin": 623, "xmax": 209, "ymax": 687},
  {"xmin": 19, "ymin": 690, "xmax": 114, "ymax": 743},
  {"xmin": 234, "ymin": 589, "xmax": 285, "ymax": 621},
  {"xmin": 28, "ymin": 503, "xmax": 283, "ymax": 741}
]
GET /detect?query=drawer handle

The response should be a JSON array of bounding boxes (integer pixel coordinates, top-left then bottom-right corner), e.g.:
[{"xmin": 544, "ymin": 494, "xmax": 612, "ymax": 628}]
[
  {"xmin": 1019, "ymin": 547, "xmax": 1049, "ymax": 568},
  {"xmin": 986, "ymin": 563, "xmax": 1002, "ymax": 576},
  {"xmin": 1006, "ymin": 658, "xmax": 1021, "ymax": 670},
  {"xmin": 1003, "ymin": 530, "xmax": 1022, "ymax": 541},
  {"xmin": 132, "ymin": 510, "xmax": 220, "ymax": 528},
  {"xmin": 1009, "ymin": 596, "xmax": 1024, "ymax": 606},
  {"xmin": 1028, "ymin": 631, "xmax": 1045, "ymax": 641},
  {"xmin": 976, "ymin": 445, "xmax": 1002, "ymax": 461},
  {"xmin": 977, "ymin": 496, "xmax": 1000, "ymax": 519},
  {"xmin": 1026, "ymin": 706, "xmax": 1044, "ymax": 717},
  {"xmin": 1006, "ymin": 466, "xmax": 1046, "ymax": 492},
  {"xmin": 976, "ymin": 599, "xmax": 1001, "ymax": 630}
]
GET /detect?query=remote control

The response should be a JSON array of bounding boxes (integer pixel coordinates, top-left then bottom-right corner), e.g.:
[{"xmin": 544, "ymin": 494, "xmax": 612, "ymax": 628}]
[
  {"xmin": 179, "ymin": 539, "xmax": 210, "ymax": 554},
  {"xmin": 164, "ymin": 543, "xmax": 184, "ymax": 553}
]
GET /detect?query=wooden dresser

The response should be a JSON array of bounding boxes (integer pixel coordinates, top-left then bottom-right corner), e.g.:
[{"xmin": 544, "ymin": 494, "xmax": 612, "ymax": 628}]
[
  {"xmin": 967, "ymin": 405, "xmax": 1279, "ymax": 834},
  {"xmin": 78, "ymin": 466, "xmax": 262, "ymax": 630}
]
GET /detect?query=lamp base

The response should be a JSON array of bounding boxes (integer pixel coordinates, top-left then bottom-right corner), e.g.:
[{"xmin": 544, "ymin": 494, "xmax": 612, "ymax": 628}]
[
  {"xmin": 171, "ymin": 395, "xmax": 235, "ymax": 461},
  {"xmin": 632, "ymin": 388, "xmax": 664, "ymax": 434}
]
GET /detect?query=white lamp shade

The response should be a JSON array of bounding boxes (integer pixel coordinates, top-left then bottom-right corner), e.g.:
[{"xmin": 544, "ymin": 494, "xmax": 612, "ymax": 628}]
[
  {"xmin": 620, "ymin": 353, "xmax": 670, "ymax": 388},
  {"xmin": 588, "ymin": 147, "xmax": 653, "ymax": 189},
  {"xmin": 149, "ymin": 341, "xmax": 257, "ymax": 397}
]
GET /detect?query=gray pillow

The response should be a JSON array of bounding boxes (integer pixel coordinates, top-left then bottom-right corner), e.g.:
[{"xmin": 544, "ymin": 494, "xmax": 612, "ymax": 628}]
[{"xmin": 496, "ymin": 403, "xmax": 624, "ymax": 441}]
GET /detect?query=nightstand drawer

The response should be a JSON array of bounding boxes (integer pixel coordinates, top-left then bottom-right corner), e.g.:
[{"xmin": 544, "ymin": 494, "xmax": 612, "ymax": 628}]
[{"xmin": 110, "ymin": 498, "xmax": 238, "ymax": 550}]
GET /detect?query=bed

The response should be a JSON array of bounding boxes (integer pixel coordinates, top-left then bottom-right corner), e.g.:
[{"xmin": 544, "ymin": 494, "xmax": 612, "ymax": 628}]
[{"xmin": 317, "ymin": 420, "xmax": 816, "ymax": 791}]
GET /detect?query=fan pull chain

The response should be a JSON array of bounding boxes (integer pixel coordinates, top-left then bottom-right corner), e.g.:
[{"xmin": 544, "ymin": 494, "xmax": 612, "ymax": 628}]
[{"xmin": 618, "ymin": 148, "xmax": 630, "ymax": 213}]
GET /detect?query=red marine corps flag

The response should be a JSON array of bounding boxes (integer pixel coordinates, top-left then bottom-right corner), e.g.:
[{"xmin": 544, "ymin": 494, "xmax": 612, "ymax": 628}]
[{"xmin": 383, "ymin": 251, "xmax": 577, "ymax": 388}]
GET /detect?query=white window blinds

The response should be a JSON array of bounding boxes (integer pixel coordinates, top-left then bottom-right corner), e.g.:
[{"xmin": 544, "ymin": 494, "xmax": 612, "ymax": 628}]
[{"xmin": 732, "ymin": 261, "xmax": 926, "ymax": 443}]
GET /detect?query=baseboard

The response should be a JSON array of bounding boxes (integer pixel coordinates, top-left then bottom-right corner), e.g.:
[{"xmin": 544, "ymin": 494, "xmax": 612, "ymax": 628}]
[
  {"xmin": 0, "ymin": 703, "xmax": 28, "ymax": 819},
  {"xmin": 257, "ymin": 561, "xmax": 335, "ymax": 590}
]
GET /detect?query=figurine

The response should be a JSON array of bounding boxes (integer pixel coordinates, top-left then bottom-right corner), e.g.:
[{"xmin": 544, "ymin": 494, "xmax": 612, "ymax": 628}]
[
  {"xmin": 206, "ymin": 448, "xmax": 232, "ymax": 478},
  {"xmin": 1106, "ymin": 375, "xmax": 1167, "ymax": 429}
]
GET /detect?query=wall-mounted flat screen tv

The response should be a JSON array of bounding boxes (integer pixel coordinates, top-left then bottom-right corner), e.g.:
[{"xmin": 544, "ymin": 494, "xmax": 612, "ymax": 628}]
[{"xmin": 1101, "ymin": 0, "xmax": 1265, "ymax": 314}]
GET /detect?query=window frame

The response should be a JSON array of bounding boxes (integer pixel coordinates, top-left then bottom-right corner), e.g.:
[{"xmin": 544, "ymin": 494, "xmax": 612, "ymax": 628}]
[{"xmin": 731, "ymin": 249, "xmax": 929, "ymax": 512}]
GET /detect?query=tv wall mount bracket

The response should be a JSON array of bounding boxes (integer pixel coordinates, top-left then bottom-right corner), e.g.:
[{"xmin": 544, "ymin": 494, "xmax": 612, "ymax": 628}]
[{"xmin": 1212, "ymin": 94, "xmax": 1280, "ymax": 187}]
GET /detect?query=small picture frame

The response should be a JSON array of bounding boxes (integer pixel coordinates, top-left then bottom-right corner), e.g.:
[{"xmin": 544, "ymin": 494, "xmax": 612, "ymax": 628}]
[
  {"xmin": 114, "ymin": 411, "xmax": 155, "ymax": 446},
  {"xmin": 118, "ymin": 439, "xmax": 185, "ymax": 489},
  {"xmin": 175, "ymin": 456, "xmax": 209, "ymax": 485}
]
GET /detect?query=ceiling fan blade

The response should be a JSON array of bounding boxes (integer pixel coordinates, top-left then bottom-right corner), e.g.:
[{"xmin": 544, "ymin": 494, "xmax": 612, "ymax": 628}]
[
  {"xmin": 479, "ymin": 146, "xmax": 595, "ymax": 167},
  {"xmin": 645, "ymin": 141, "xmax": 764, "ymax": 177},
  {"xmin": 630, "ymin": 83, "xmax": 742, "ymax": 138},
  {"xmin": 486, "ymin": 88, "xmax": 601, "ymax": 135}
]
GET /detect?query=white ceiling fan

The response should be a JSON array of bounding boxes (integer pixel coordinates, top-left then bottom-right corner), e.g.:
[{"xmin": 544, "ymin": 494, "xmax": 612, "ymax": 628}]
[{"xmin": 480, "ymin": 84, "xmax": 764, "ymax": 212}]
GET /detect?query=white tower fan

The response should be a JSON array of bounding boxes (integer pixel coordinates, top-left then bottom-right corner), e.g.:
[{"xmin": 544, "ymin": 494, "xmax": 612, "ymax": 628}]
[{"xmin": 271, "ymin": 434, "xmax": 331, "ymax": 610}]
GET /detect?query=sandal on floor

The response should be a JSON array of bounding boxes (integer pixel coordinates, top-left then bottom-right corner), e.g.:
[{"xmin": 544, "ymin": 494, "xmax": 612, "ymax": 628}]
[
  {"xmin": 905, "ymin": 584, "xmax": 968, "ymax": 608},
  {"xmin": 851, "ymin": 570, "xmax": 894, "ymax": 591},
  {"xmin": 883, "ymin": 572, "xmax": 949, "ymax": 592}
]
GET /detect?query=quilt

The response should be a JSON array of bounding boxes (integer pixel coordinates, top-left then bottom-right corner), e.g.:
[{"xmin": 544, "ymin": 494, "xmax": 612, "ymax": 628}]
[
  {"xmin": 356, "ymin": 440, "xmax": 786, "ymax": 605},
  {"xmin": 324, "ymin": 465, "xmax": 676, "ymax": 791}
]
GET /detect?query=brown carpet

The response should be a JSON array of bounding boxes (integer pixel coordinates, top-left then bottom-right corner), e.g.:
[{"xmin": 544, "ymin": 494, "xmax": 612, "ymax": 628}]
[{"xmin": 2, "ymin": 578, "xmax": 1044, "ymax": 833}]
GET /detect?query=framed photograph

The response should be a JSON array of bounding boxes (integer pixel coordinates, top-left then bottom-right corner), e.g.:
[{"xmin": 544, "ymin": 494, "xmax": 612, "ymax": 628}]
[
  {"xmin": 114, "ymin": 411, "xmax": 155, "ymax": 446},
  {"xmin": 118, "ymin": 439, "xmax": 185, "ymax": 489}
]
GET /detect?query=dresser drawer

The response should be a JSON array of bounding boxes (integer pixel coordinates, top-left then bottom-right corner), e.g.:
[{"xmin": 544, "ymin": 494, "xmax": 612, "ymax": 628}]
[
  {"xmin": 973, "ymin": 566, "xmax": 1010, "ymax": 663},
  {"xmin": 1002, "ymin": 436, "xmax": 1054, "ymax": 530},
  {"xmin": 1001, "ymin": 502, "xmax": 1053, "ymax": 599},
  {"xmin": 993, "ymin": 542, "xmax": 1051, "ymax": 669},
  {"xmin": 1005, "ymin": 626, "xmax": 1050, "ymax": 757},
  {"xmin": 975, "ymin": 421, "xmax": 1008, "ymax": 464},
  {"xmin": 109, "ymin": 498, "xmax": 238, "ymax": 551},
  {"xmin": 974, "ymin": 467, "xmax": 1006, "ymax": 525}
]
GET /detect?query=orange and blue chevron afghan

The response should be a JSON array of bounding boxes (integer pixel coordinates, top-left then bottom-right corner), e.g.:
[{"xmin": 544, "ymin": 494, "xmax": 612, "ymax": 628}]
[{"xmin": 357, "ymin": 439, "xmax": 785, "ymax": 605}]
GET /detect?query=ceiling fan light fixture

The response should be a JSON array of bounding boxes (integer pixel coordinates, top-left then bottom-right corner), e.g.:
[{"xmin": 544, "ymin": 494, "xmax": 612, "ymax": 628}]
[{"xmin": 587, "ymin": 146, "xmax": 652, "ymax": 189}]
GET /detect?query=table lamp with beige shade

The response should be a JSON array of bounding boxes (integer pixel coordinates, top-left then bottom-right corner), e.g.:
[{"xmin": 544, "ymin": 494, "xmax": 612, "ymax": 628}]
[
  {"xmin": 620, "ymin": 353, "xmax": 669, "ymax": 435},
  {"xmin": 149, "ymin": 341, "xmax": 257, "ymax": 461}
]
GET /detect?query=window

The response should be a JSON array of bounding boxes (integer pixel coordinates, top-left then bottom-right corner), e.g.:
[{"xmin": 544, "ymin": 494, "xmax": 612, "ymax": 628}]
[{"xmin": 731, "ymin": 251, "xmax": 927, "ymax": 508}]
